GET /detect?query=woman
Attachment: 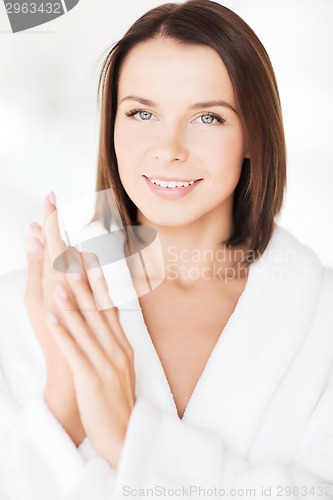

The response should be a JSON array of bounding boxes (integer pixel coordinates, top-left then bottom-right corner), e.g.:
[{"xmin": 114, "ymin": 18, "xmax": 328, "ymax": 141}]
[{"xmin": 0, "ymin": 1, "xmax": 332, "ymax": 499}]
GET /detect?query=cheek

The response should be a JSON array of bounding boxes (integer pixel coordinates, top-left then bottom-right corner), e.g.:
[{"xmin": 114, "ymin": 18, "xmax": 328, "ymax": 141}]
[
  {"xmin": 114, "ymin": 122, "xmax": 141, "ymax": 185},
  {"xmin": 114, "ymin": 120, "xmax": 147, "ymax": 163},
  {"xmin": 114, "ymin": 120, "xmax": 146, "ymax": 203},
  {"xmin": 114, "ymin": 121, "xmax": 131, "ymax": 165},
  {"xmin": 192, "ymin": 128, "xmax": 245, "ymax": 178}
]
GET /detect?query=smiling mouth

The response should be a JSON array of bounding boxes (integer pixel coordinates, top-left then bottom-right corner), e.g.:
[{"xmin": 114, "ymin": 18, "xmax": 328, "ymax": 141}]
[{"xmin": 143, "ymin": 175, "xmax": 203, "ymax": 188}]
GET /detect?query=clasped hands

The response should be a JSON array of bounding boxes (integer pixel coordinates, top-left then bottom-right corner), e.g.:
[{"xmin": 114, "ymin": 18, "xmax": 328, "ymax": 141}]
[{"xmin": 24, "ymin": 192, "xmax": 136, "ymax": 468}]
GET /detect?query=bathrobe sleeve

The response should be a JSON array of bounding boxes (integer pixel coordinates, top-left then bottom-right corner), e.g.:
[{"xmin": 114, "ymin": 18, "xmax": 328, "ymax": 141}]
[
  {"xmin": 0, "ymin": 390, "xmax": 118, "ymax": 500},
  {"xmin": 2, "ymin": 382, "xmax": 332, "ymax": 500},
  {"xmin": 110, "ymin": 375, "xmax": 333, "ymax": 500},
  {"xmin": 0, "ymin": 269, "xmax": 117, "ymax": 500},
  {"xmin": 0, "ymin": 388, "xmax": 118, "ymax": 500}
]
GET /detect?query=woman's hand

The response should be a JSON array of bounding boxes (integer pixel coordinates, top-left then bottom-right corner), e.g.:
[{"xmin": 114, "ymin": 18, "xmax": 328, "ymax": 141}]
[
  {"xmin": 46, "ymin": 260, "xmax": 136, "ymax": 468},
  {"xmin": 24, "ymin": 193, "xmax": 86, "ymax": 446}
]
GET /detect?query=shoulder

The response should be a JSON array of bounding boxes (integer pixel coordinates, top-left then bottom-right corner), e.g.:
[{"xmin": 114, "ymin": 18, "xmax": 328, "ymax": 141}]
[
  {"xmin": 277, "ymin": 225, "xmax": 333, "ymax": 327},
  {"xmin": 263, "ymin": 224, "xmax": 329, "ymax": 279},
  {"xmin": 0, "ymin": 268, "xmax": 45, "ymax": 404},
  {"xmin": 272, "ymin": 223, "xmax": 333, "ymax": 289},
  {"xmin": 0, "ymin": 267, "xmax": 27, "ymax": 303},
  {"xmin": 316, "ymin": 265, "xmax": 333, "ymax": 331},
  {"xmin": 251, "ymin": 224, "xmax": 324, "ymax": 288},
  {"xmin": 322, "ymin": 265, "xmax": 333, "ymax": 287},
  {"xmin": 0, "ymin": 268, "xmax": 29, "ymax": 327},
  {"xmin": 267, "ymin": 224, "xmax": 323, "ymax": 262},
  {"xmin": 255, "ymin": 224, "xmax": 333, "ymax": 332},
  {"xmin": 271, "ymin": 224, "xmax": 333, "ymax": 281}
]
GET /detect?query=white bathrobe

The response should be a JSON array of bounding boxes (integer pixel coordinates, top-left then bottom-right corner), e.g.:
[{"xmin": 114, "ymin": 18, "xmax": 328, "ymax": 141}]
[{"xmin": 0, "ymin": 224, "xmax": 332, "ymax": 500}]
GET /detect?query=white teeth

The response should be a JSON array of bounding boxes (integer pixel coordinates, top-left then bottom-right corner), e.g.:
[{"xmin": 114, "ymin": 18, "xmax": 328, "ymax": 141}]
[{"xmin": 150, "ymin": 178, "xmax": 195, "ymax": 188}]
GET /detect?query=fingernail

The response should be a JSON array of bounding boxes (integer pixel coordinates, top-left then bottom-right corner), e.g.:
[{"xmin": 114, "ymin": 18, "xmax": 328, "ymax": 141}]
[
  {"xmin": 25, "ymin": 235, "xmax": 43, "ymax": 254},
  {"xmin": 55, "ymin": 283, "xmax": 68, "ymax": 300},
  {"xmin": 48, "ymin": 191, "xmax": 56, "ymax": 206},
  {"xmin": 47, "ymin": 312, "xmax": 59, "ymax": 325},
  {"xmin": 30, "ymin": 222, "xmax": 42, "ymax": 229}
]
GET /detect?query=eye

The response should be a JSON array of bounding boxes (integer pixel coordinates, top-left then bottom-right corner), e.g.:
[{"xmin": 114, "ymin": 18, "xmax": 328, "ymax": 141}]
[
  {"xmin": 124, "ymin": 109, "xmax": 156, "ymax": 121},
  {"xmin": 194, "ymin": 113, "xmax": 226, "ymax": 125}
]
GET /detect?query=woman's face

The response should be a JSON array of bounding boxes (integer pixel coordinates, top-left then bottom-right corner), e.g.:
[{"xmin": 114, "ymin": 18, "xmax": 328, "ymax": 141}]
[{"xmin": 114, "ymin": 37, "xmax": 249, "ymax": 228}]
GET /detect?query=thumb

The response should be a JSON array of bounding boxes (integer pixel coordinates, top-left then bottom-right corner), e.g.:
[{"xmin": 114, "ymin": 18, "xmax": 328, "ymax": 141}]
[
  {"xmin": 24, "ymin": 235, "xmax": 44, "ymax": 304},
  {"xmin": 28, "ymin": 221, "xmax": 44, "ymax": 245}
]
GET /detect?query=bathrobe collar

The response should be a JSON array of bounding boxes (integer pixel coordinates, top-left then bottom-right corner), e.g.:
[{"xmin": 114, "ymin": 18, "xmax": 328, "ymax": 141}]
[{"xmin": 118, "ymin": 224, "xmax": 322, "ymax": 454}]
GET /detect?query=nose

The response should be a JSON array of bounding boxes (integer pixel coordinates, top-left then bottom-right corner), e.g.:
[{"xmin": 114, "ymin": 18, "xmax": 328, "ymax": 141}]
[{"xmin": 152, "ymin": 123, "xmax": 188, "ymax": 163}]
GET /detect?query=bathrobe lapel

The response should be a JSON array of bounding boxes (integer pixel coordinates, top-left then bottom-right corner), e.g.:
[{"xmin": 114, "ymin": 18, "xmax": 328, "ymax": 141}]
[{"xmin": 118, "ymin": 225, "xmax": 323, "ymax": 455}]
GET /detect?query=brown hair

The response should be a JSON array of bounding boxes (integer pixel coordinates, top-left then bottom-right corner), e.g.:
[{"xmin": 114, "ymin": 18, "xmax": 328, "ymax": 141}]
[{"xmin": 94, "ymin": 0, "xmax": 286, "ymax": 261}]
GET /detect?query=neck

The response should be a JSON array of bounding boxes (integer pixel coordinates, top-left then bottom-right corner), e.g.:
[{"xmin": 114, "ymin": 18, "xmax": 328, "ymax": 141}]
[{"xmin": 129, "ymin": 207, "xmax": 249, "ymax": 291}]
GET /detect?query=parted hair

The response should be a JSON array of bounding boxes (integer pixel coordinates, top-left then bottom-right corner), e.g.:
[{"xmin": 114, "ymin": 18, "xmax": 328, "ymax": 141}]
[{"xmin": 94, "ymin": 0, "xmax": 286, "ymax": 260}]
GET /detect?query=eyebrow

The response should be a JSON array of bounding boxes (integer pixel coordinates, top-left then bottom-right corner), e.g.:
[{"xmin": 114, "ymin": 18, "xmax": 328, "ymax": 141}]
[{"xmin": 119, "ymin": 95, "xmax": 237, "ymax": 114}]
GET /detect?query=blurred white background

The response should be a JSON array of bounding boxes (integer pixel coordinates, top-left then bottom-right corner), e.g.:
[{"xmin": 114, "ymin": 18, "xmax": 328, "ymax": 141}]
[{"xmin": 0, "ymin": 0, "xmax": 332, "ymax": 276}]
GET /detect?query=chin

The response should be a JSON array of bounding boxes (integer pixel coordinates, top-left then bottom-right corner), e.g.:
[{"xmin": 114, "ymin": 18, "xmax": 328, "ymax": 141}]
[{"xmin": 137, "ymin": 207, "xmax": 200, "ymax": 229}]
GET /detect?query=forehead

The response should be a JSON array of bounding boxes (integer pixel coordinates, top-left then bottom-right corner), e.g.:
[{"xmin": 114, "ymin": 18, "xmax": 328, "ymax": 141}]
[{"xmin": 117, "ymin": 37, "xmax": 236, "ymax": 107}]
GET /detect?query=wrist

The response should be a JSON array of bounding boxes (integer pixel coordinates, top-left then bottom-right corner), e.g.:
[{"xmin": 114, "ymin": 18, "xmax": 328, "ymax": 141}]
[{"xmin": 44, "ymin": 387, "xmax": 86, "ymax": 447}]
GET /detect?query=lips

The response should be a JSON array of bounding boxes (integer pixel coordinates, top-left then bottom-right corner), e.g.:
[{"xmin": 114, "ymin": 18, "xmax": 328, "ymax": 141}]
[
  {"xmin": 143, "ymin": 175, "xmax": 203, "ymax": 200},
  {"xmin": 143, "ymin": 175, "xmax": 202, "ymax": 182}
]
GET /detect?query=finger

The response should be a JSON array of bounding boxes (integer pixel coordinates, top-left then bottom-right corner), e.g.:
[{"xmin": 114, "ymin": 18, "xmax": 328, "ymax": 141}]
[
  {"xmin": 43, "ymin": 192, "xmax": 68, "ymax": 271},
  {"xmin": 24, "ymin": 234, "xmax": 44, "ymax": 304},
  {"xmin": 47, "ymin": 311, "xmax": 97, "ymax": 388},
  {"xmin": 80, "ymin": 255, "xmax": 133, "ymax": 359},
  {"xmin": 43, "ymin": 192, "xmax": 83, "ymax": 279},
  {"xmin": 103, "ymin": 306, "xmax": 134, "ymax": 361},
  {"xmin": 52, "ymin": 283, "xmax": 113, "ymax": 372},
  {"xmin": 65, "ymin": 271, "xmax": 126, "ymax": 361},
  {"xmin": 82, "ymin": 253, "xmax": 114, "ymax": 311},
  {"xmin": 28, "ymin": 222, "xmax": 44, "ymax": 244},
  {"xmin": 43, "ymin": 193, "xmax": 62, "ymax": 278}
]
